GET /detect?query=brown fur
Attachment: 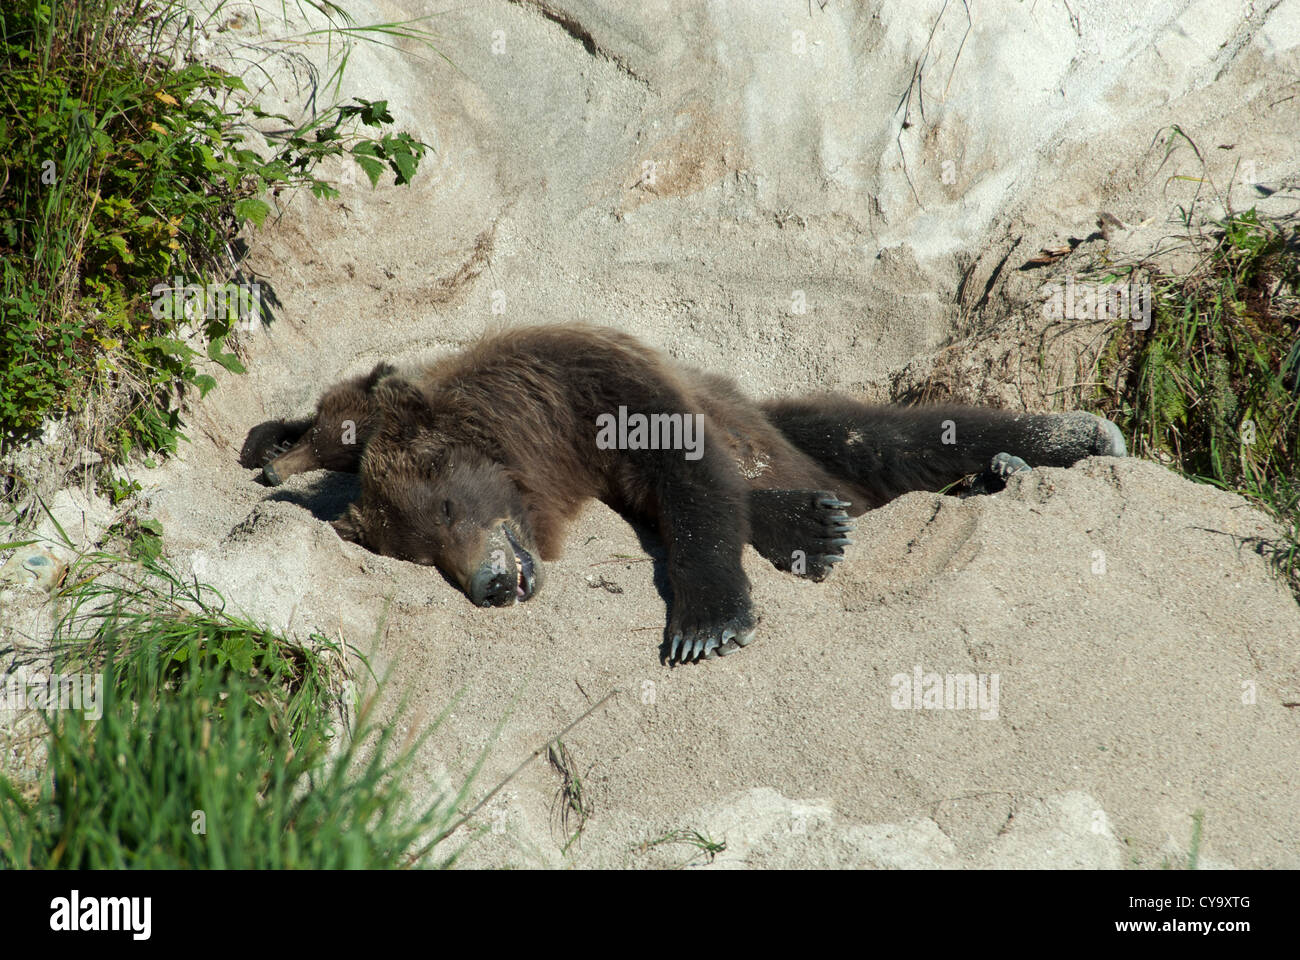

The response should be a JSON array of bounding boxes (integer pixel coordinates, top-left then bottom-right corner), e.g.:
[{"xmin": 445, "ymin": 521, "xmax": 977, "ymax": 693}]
[
  {"xmin": 244, "ymin": 323, "xmax": 1126, "ymax": 663},
  {"xmin": 245, "ymin": 362, "xmax": 394, "ymax": 484}
]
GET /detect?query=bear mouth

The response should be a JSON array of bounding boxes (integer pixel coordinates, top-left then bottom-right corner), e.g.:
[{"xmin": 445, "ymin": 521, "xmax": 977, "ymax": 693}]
[{"xmin": 502, "ymin": 523, "xmax": 537, "ymax": 601}]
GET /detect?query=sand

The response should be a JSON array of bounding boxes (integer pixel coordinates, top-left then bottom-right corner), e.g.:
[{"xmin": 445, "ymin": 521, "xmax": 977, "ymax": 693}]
[{"xmin": 5, "ymin": 0, "xmax": 1299, "ymax": 867}]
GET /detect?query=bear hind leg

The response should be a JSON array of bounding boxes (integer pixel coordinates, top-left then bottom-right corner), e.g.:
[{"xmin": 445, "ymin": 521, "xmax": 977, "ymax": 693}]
[{"xmin": 763, "ymin": 398, "xmax": 1127, "ymax": 510}]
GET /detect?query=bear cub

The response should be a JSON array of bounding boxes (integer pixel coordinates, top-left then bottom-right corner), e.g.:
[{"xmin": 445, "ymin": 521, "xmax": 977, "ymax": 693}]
[{"xmin": 242, "ymin": 324, "xmax": 1127, "ymax": 664}]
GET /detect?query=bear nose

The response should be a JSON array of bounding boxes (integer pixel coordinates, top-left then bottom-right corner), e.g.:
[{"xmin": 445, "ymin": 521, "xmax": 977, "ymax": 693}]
[{"xmin": 469, "ymin": 568, "xmax": 515, "ymax": 607}]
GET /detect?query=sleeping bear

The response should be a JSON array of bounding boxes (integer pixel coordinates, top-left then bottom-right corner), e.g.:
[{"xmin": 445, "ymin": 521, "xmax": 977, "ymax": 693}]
[{"xmin": 241, "ymin": 324, "xmax": 1126, "ymax": 664}]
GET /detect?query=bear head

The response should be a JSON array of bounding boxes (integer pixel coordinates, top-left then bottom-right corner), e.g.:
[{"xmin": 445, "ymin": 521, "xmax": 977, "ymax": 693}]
[{"xmin": 332, "ymin": 377, "xmax": 542, "ymax": 608}]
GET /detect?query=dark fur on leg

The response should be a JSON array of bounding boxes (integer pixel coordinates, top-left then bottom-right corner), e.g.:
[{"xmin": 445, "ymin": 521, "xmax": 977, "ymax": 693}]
[
  {"xmin": 650, "ymin": 439, "xmax": 756, "ymax": 665},
  {"xmin": 762, "ymin": 398, "xmax": 1125, "ymax": 511}
]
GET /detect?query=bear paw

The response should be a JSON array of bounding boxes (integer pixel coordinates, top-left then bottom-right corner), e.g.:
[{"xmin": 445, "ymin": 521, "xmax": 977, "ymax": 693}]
[
  {"xmin": 1056, "ymin": 411, "xmax": 1128, "ymax": 458},
  {"xmin": 990, "ymin": 452, "xmax": 1031, "ymax": 480},
  {"xmin": 750, "ymin": 490, "xmax": 854, "ymax": 582},
  {"xmin": 240, "ymin": 419, "xmax": 310, "ymax": 473},
  {"xmin": 665, "ymin": 605, "xmax": 757, "ymax": 665},
  {"xmin": 962, "ymin": 452, "xmax": 1032, "ymax": 497}
]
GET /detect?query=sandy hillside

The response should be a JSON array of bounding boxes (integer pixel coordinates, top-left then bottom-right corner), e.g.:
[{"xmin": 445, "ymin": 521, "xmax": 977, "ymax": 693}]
[{"xmin": 11, "ymin": 0, "xmax": 1300, "ymax": 867}]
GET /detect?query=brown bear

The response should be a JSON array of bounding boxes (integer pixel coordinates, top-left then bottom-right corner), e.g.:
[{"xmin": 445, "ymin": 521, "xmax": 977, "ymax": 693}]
[{"xmin": 242, "ymin": 324, "xmax": 1127, "ymax": 664}]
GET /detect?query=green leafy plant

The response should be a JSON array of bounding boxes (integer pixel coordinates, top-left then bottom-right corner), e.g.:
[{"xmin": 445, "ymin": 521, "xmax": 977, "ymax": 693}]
[{"xmin": 0, "ymin": 0, "xmax": 433, "ymax": 464}]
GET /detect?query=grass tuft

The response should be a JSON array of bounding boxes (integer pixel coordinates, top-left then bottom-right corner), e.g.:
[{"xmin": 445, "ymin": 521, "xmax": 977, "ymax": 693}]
[
  {"xmin": 1093, "ymin": 208, "xmax": 1300, "ymax": 595},
  {"xmin": 0, "ymin": 534, "xmax": 459, "ymax": 869}
]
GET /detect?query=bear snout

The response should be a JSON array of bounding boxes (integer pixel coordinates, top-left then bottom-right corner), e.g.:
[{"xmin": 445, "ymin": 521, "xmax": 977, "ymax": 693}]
[
  {"xmin": 470, "ymin": 566, "xmax": 518, "ymax": 607},
  {"xmin": 262, "ymin": 437, "xmax": 323, "ymax": 486},
  {"xmin": 466, "ymin": 523, "xmax": 539, "ymax": 607}
]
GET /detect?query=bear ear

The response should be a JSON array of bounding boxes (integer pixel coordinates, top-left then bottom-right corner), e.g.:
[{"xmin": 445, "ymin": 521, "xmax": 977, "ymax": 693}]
[
  {"xmin": 332, "ymin": 505, "xmax": 365, "ymax": 544},
  {"xmin": 371, "ymin": 377, "xmax": 439, "ymax": 446},
  {"xmin": 363, "ymin": 361, "xmax": 397, "ymax": 391},
  {"xmin": 373, "ymin": 377, "xmax": 436, "ymax": 423}
]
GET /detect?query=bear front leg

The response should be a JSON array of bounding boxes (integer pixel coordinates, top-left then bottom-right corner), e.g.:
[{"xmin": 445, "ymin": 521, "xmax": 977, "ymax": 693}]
[
  {"xmin": 748, "ymin": 489, "xmax": 853, "ymax": 581},
  {"xmin": 261, "ymin": 432, "xmax": 327, "ymax": 486},
  {"xmin": 652, "ymin": 453, "xmax": 757, "ymax": 665},
  {"xmin": 245, "ymin": 362, "xmax": 395, "ymax": 485},
  {"xmin": 239, "ymin": 417, "xmax": 313, "ymax": 472}
]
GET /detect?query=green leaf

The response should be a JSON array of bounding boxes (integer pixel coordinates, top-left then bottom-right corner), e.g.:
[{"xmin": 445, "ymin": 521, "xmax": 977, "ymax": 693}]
[
  {"xmin": 353, "ymin": 155, "xmax": 385, "ymax": 187},
  {"xmin": 206, "ymin": 338, "xmax": 246, "ymax": 374},
  {"xmin": 106, "ymin": 234, "xmax": 134, "ymax": 263},
  {"xmin": 233, "ymin": 197, "xmax": 270, "ymax": 227},
  {"xmin": 357, "ymin": 99, "xmax": 393, "ymax": 126},
  {"xmin": 390, "ymin": 151, "xmax": 417, "ymax": 185},
  {"xmin": 310, "ymin": 181, "xmax": 339, "ymax": 201},
  {"xmin": 142, "ymin": 338, "xmax": 197, "ymax": 360}
]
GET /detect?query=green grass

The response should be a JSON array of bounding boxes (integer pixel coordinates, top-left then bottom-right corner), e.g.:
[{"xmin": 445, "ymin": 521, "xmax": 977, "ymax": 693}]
[
  {"xmin": 0, "ymin": 521, "xmax": 469, "ymax": 868},
  {"xmin": 1, "ymin": 657, "xmax": 452, "ymax": 869},
  {"xmin": 48, "ymin": 552, "xmax": 351, "ymax": 755},
  {"xmin": 548, "ymin": 738, "xmax": 593, "ymax": 855},
  {"xmin": 632, "ymin": 828, "xmax": 727, "ymax": 866},
  {"xmin": 0, "ymin": 0, "xmax": 432, "ymax": 471},
  {"xmin": 0, "ymin": 4, "xmax": 481, "ymax": 868},
  {"xmin": 1093, "ymin": 207, "xmax": 1300, "ymax": 595}
]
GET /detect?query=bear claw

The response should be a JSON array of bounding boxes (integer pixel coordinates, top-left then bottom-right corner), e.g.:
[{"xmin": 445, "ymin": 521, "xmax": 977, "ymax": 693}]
[
  {"xmin": 803, "ymin": 492, "xmax": 855, "ymax": 579},
  {"xmin": 990, "ymin": 452, "xmax": 1031, "ymax": 479},
  {"xmin": 667, "ymin": 619, "xmax": 756, "ymax": 665},
  {"xmin": 709, "ymin": 627, "xmax": 756, "ymax": 660},
  {"xmin": 750, "ymin": 489, "xmax": 855, "ymax": 582},
  {"xmin": 962, "ymin": 453, "xmax": 1032, "ymax": 497},
  {"xmin": 817, "ymin": 496, "xmax": 852, "ymax": 510}
]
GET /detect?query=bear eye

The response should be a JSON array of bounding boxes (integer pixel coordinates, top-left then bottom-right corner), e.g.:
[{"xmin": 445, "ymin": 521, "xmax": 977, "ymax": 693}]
[{"xmin": 442, "ymin": 499, "xmax": 453, "ymax": 524}]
